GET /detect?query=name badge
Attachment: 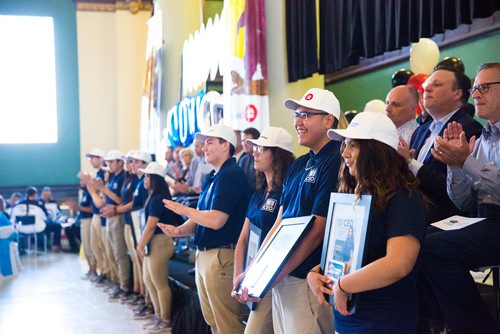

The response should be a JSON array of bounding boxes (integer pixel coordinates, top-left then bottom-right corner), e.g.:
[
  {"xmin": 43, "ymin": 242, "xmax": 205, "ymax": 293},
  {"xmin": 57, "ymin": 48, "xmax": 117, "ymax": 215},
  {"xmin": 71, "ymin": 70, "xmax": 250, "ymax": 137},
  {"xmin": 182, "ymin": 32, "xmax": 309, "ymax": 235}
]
[
  {"xmin": 304, "ymin": 168, "xmax": 317, "ymax": 183},
  {"xmin": 261, "ymin": 198, "xmax": 277, "ymax": 213}
]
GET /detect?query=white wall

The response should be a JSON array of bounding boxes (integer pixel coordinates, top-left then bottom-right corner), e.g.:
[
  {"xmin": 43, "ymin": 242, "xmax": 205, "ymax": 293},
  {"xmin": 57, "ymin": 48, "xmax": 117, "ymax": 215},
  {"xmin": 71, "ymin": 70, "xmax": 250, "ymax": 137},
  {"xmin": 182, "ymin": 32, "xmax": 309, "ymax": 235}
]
[{"xmin": 77, "ymin": 9, "xmax": 149, "ymax": 173}]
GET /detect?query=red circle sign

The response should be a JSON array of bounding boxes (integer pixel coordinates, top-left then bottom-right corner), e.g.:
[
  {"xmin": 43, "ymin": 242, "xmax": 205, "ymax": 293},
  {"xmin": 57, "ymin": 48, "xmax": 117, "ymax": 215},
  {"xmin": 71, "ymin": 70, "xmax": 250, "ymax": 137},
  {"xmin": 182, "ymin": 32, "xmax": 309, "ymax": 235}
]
[
  {"xmin": 244, "ymin": 104, "xmax": 258, "ymax": 122},
  {"xmin": 305, "ymin": 93, "xmax": 313, "ymax": 100}
]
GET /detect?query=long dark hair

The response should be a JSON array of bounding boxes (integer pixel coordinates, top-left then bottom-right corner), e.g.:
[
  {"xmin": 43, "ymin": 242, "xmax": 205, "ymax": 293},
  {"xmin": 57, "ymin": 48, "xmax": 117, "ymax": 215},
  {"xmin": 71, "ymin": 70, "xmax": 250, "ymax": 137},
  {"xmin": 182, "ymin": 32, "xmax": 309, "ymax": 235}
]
[
  {"xmin": 144, "ymin": 174, "xmax": 171, "ymax": 209},
  {"xmin": 256, "ymin": 147, "xmax": 295, "ymax": 192},
  {"xmin": 338, "ymin": 139, "xmax": 420, "ymax": 212}
]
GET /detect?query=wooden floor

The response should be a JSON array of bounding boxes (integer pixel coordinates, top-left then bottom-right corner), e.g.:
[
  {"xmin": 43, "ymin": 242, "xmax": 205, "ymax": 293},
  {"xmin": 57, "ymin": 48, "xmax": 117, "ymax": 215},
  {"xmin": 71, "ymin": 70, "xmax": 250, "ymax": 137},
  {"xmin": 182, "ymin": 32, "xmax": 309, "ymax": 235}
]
[{"xmin": 0, "ymin": 253, "xmax": 150, "ymax": 334}]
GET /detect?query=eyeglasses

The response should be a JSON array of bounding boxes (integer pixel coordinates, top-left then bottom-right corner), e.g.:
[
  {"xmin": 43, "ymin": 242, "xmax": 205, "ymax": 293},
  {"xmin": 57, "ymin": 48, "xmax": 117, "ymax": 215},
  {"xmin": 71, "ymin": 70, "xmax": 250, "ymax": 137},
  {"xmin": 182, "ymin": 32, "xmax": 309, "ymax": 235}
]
[
  {"xmin": 252, "ymin": 145, "xmax": 268, "ymax": 154},
  {"xmin": 292, "ymin": 111, "xmax": 329, "ymax": 121},
  {"xmin": 469, "ymin": 81, "xmax": 500, "ymax": 95}
]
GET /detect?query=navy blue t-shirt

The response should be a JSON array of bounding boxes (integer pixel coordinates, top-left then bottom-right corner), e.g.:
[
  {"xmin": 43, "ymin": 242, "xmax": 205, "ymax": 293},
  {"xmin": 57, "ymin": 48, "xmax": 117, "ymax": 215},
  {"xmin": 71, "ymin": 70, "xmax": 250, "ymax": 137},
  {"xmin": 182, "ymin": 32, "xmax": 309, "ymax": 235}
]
[
  {"xmin": 246, "ymin": 186, "xmax": 282, "ymax": 245},
  {"xmin": 334, "ymin": 189, "xmax": 426, "ymax": 333},
  {"xmin": 106, "ymin": 170, "xmax": 125, "ymax": 205},
  {"xmin": 281, "ymin": 140, "xmax": 341, "ymax": 279},
  {"xmin": 91, "ymin": 169, "xmax": 107, "ymax": 226},
  {"xmin": 121, "ymin": 174, "xmax": 139, "ymax": 225},
  {"xmin": 194, "ymin": 158, "xmax": 250, "ymax": 249},
  {"xmin": 77, "ymin": 188, "xmax": 93, "ymax": 220},
  {"xmin": 132, "ymin": 177, "xmax": 148, "ymax": 210},
  {"xmin": 145, "ymin": 193, "xmax": 183, "ymax": 235}
]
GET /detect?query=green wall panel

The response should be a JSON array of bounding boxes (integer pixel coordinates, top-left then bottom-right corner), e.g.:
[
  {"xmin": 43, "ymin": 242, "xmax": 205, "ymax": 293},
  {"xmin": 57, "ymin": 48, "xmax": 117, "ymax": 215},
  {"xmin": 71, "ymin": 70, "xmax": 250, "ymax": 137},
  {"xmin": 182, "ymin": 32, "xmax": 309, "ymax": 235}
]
[
  {"xmin": 0, "ymin": 0, "xmax": 80, "ymax": 187},
  {"xmin": 327, "ymin": 30, "xmax": 500, "ymax": 113}
]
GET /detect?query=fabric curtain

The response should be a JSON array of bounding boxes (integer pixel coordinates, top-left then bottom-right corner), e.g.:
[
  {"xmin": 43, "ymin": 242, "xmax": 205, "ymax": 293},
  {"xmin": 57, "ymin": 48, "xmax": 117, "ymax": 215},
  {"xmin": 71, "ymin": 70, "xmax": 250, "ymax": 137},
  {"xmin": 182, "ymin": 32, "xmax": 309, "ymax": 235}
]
[
  {"xmin": 286, "ymin": 0, "xmax": 499, "ymax": 81},
  {"xmin": 286, "ymin": 0, "xmax": 318, "ymax": 82}
]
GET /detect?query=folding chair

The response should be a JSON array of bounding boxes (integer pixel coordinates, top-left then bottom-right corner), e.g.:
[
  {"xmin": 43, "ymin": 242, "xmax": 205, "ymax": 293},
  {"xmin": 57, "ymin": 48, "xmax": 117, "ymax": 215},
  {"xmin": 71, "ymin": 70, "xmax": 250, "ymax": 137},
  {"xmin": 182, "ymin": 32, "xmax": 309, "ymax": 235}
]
[{"xmin": 17, "ymin": 216, "xmax": 48, "ymax": 256}]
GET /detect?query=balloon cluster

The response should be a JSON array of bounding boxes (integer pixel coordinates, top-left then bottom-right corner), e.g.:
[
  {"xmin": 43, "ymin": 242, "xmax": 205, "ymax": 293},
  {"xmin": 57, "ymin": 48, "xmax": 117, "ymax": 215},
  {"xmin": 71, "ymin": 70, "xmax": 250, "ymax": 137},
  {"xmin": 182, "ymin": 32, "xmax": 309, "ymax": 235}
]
[{"xmin": 390, "ymin": 38, "xmax": 465, "ymax": 115}]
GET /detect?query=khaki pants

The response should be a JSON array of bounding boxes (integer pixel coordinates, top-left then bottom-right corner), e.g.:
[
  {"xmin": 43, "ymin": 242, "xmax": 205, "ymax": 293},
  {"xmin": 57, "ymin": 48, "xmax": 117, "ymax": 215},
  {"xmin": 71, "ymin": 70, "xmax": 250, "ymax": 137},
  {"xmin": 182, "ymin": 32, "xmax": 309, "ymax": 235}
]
[
  {"xmin": 102, "ymin": 221, "xmax": 117, "ymax": 282},
  {"xmin": 244, "ymin": 289, "xmax": 273, "ymax": 334},
  {"xmin": 90, "ymin": 214, "xmax": 109, "ymax": 275},
  {"xmin": 196, "ymin": 248, "xmax": 248, "ymax": 334},
  {"xmin": 272, "ymin": 275, "xmax": 334, "ymax": 334},
  {"xmin": 143, "ymin": 234, "xmax": 174, "ymax": 321},
  {"xmin": 124, "ymin": 224, "xmax": 144, "ymax": 293},
  {"xmin": 107, "ymin": 214, "xmax": 130, "ymax": 290},
  {"xmin": 80, "ymin": 218, "xmax": 96, "ymax": 266}
]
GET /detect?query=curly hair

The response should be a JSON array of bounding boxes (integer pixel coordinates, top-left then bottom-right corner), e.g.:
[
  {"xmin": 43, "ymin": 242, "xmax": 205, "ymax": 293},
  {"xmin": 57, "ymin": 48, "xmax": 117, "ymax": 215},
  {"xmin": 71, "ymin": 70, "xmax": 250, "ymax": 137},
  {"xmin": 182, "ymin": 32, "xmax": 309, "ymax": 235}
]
[
  {"xmin": 256, "ymin": 147, "xmax": 295, "ymax": 192},
  {"xmin": 338, "ymin": 139, "xmax": 420, "ymax": 212}
]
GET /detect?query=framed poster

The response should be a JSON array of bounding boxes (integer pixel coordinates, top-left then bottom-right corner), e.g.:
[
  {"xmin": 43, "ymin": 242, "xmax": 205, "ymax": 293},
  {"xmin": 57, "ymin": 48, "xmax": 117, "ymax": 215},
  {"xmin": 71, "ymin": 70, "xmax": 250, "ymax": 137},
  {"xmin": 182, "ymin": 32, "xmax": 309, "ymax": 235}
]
[
  {"xmin": 320, "ymin": 193, "xmax": 372, "ymax": 311},
  {"xmin": 238, "ymin": 215, "xmax": 315, "ymax": 298}
]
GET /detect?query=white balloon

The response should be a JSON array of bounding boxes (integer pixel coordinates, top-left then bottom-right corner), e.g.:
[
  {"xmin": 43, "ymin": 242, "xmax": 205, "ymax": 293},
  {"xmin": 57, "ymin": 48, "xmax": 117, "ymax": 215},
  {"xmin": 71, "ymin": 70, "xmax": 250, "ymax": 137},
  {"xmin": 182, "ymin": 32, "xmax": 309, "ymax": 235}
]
[{"xmin": 409, "ymin": 38, "xmax": 440, "ymax": 75}]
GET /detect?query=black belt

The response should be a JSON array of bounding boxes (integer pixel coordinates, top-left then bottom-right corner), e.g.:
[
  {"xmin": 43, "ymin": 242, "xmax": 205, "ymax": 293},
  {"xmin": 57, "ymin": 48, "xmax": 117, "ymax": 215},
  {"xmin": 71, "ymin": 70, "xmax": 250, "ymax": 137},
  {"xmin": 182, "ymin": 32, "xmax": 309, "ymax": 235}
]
[{"xmin": 196, "ymin": 244, "xmax": 236, "ymax": 252}]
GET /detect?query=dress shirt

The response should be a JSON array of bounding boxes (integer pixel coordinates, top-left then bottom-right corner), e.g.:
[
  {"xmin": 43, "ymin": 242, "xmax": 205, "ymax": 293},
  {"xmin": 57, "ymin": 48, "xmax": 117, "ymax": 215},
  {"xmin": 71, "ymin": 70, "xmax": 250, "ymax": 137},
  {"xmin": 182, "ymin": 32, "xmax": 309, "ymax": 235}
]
[{"xmin": 447, "ymin": 121, "xmax": 500, "ymax": 213}]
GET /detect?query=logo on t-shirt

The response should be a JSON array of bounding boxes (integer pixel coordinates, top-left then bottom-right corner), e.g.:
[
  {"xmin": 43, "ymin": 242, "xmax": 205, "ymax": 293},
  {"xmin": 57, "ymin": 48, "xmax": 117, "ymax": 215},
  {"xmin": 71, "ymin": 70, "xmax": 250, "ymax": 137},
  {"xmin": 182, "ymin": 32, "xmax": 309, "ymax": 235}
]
[
  {"xmin": 261, "ymin": 198, "xmax": 277, "ymax": 213},
  {"xmin": 304, "ymin": 168, "xmax": 317, "ymax": 183},
  {"xmin": 113, "ymin": 182, "xmax": 118, "ymax": 190}
]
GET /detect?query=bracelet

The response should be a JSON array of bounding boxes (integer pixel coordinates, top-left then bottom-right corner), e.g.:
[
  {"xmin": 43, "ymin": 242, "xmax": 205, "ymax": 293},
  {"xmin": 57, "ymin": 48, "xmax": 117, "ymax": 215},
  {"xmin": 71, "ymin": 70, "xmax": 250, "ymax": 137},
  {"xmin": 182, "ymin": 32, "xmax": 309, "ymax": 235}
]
[{"xmin": 337, "ymin": 278, "xmax": 349, "ymax": 294}]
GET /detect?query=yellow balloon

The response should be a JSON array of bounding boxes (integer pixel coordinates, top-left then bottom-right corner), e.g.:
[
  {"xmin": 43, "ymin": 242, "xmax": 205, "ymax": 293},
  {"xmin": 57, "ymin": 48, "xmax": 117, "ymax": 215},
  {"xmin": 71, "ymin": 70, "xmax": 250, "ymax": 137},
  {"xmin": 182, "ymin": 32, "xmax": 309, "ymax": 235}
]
[{"xmin": 409, "ymin": 38, "xmax": 440, "ymax": 75}]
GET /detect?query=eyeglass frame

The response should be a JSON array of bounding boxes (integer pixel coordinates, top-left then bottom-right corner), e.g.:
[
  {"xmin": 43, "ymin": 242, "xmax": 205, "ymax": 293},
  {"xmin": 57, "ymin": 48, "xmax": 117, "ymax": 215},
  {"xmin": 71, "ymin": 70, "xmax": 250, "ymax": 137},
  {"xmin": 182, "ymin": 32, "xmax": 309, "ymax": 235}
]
[
  {"xmin": 292, "ymin": 111, "xmax": 329, "ymax": 121},
  {"xmin": 252, "ymin": 145, "xmax": 270, "ymax": 154},
  {"xmin": 469, "ymin": 81, "xmax": 500, "ymax": 95}
]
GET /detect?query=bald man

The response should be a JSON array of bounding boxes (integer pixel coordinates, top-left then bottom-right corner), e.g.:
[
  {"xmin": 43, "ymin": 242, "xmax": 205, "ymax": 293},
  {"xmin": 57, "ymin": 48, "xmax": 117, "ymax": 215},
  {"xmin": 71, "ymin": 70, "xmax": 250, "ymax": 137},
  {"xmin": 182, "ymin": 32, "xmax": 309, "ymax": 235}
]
[{"xmin": 385, "ymin": 85, "xmax": 419, "ymax": 144}]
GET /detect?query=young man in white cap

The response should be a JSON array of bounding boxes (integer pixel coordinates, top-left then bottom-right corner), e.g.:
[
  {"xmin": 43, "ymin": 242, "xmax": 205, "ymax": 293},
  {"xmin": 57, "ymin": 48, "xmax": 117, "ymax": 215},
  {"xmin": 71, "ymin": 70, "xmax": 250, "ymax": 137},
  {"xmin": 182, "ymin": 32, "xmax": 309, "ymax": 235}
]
[
  {"xmin": 263, "ymin": 88, "xmax": 341, "ymax": 334},
  {"xmin": 86, "ymin": 148, "xmax": 112, "ymax": 285},
  {"xmin": 98, "ymin": 150, "xmax": 131, "ymax": 300},
  {"xmin": 159, "ymin": 124, "xmax": 251, "ymax": 334}
]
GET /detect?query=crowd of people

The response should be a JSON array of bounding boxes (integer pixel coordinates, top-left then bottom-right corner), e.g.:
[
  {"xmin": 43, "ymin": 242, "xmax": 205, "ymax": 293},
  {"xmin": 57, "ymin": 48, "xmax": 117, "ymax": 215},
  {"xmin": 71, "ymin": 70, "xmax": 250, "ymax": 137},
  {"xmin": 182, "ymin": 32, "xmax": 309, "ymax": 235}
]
[{"xmin": 1, "ymin": 62, "xmax": 498, "ymax": 334}]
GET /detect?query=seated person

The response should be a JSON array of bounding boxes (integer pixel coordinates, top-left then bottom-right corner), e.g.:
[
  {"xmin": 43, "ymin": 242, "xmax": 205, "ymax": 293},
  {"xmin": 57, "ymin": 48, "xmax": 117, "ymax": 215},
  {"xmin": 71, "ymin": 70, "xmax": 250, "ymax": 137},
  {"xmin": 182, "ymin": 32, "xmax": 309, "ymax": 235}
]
[
  {"xmin": 10, "ymin": 187, "xmax": 62, "ymax": 253},
  {"xmin": 419, "ymin": 62, "xmax": 500, "ymax": 333},
  {"xmin": 40, "ymin": 186, "xmax": 67, "ymax": 252}
]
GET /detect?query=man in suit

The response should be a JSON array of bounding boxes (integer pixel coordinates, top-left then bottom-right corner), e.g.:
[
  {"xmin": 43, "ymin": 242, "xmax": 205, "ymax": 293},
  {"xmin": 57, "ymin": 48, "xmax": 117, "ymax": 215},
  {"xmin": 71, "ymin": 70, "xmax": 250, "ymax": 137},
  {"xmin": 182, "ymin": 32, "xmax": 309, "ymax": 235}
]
[
  {"xmin": 420, "ymin": 62, "xmax": 500, "ymax": 333},
  {"xmin": 398, "ymin": 65, "xmax": 483, "ymax": 223}
]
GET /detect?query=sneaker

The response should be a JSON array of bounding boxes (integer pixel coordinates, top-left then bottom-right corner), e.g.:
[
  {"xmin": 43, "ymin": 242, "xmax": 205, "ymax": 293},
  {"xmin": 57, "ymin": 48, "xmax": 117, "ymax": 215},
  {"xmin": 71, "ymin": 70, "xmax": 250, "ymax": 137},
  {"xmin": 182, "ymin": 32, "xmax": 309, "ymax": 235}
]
[
  {"xmin": 121, "ymin": 293, "xmax": 138, "ymax": 304},
  {"xmin": 90, "ymin": 273, "xmax": 101, "ymax": 283},
  {"xmin": 93, "ymin": 275, "xmax": 107, "ymax": 287},
  {"xmin": 133, "ymin": 306, "xmax": 154, "ymax": 320},
  {"xmin": 109, "ymin": 289, "xmax": 129, "ymax": 302},
  {"xmin": 106, "ymin": 284, "xmax": 120, "ymax": 295},
  {"xmin": 131, "ymin": 301, "xmax": 146, "ymax": 311},
  {"xmin": 148, "ymin": 320, "xmax": 172, "ymax": 334},
  {"xmin": 142, "ymin": 316, "xmax": 160, "ymax": 329}
]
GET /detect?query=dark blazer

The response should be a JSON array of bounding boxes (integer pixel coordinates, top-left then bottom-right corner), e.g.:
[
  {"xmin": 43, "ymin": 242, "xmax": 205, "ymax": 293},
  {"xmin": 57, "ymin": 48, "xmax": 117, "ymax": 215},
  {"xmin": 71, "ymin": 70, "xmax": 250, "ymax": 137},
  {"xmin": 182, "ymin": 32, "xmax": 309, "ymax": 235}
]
[{"xmin": 410, "ymin": 107, "xmax": 483, "ymax": 223}]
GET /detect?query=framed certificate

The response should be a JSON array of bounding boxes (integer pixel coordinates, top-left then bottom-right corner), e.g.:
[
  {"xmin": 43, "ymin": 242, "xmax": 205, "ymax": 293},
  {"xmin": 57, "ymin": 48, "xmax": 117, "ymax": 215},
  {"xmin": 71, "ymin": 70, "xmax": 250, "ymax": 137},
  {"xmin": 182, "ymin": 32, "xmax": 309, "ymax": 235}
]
[
  {"xmin": 238, "ymin": 215, "xmax": 315, "ymax": 298},
  {"xmin": 320, "ymin": 193, "xmax": 372, "ymax": 311}
]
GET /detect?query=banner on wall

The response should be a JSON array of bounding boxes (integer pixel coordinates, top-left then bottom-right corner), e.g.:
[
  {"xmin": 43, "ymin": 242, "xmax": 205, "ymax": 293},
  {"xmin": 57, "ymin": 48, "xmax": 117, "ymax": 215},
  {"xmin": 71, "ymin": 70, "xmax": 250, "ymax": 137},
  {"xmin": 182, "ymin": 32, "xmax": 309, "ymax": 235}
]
[
  {"xmin": 223, "ymin": 0, "xmax": 269, "ymax": 131},
  {"xmin": 165, "ymin": 90, "xmax": 207, "ymax": 147},
  {"xmin": 140, "ymin": 6, "xmax": 163, "ymax": 157}
]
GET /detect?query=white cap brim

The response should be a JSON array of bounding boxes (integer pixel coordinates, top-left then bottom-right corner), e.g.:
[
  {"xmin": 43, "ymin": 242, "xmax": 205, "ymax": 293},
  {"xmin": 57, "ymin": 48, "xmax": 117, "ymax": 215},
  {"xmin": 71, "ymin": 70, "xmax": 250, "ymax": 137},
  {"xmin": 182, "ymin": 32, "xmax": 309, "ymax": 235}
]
[{"xmin": 246, "ymin": 138, "xmax": 294, "ymax": 153}]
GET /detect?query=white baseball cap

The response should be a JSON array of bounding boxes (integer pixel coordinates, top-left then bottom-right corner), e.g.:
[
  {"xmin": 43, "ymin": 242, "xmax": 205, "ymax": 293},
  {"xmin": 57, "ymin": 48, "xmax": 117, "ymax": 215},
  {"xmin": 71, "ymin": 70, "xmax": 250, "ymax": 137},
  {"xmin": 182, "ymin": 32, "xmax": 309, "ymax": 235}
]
[
  {"xmin": 130, "ymin": 150, "xmax": 152, "ymax": 163},
  {"xmin": 104, "ymin": 149, "xmax": 124, "ymax": 161},
  {"xmin": 245, "ymin": 127, "xmax": 294, "ymax": 153},
  {"xmin": 86, "ymin": 148, "xmax": 105, "ymax": 159},
  {"xmin": 138, "ymin": 162, "xmax": 166, "ymax": 178},
  {"xmin": 363, "ymin": 99, "xmax": 386, "ymax": 113},
  {"xmin": 284, "ymin": 88, "xmax": 341, "ymax": 119},
  {"xmin": 124, "ymin": 150, "xmax": 137, "ymax": 160},
  {"xmin": 327, "ymin": 112, "xmax": 399, "ymax": 150},
  {"xmin": 195, "ymin": 124, "xmax": 237, "ymax": 147}
]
